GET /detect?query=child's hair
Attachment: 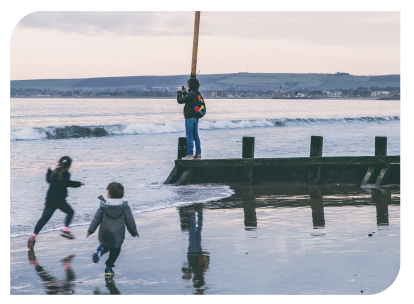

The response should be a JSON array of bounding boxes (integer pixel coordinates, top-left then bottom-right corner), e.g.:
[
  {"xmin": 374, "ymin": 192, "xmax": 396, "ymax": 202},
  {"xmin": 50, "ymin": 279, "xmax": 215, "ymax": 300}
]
[
  {"xmin": 187, "ymin": 78, "xmax": 200, "ymax": 91},
  {"xmin": 107, "ymin": 182, "xmax": 124, "ymax": 199},
  {"xmin": 53, "ymin": 156, "xmax": 72, "ymax": 181}
]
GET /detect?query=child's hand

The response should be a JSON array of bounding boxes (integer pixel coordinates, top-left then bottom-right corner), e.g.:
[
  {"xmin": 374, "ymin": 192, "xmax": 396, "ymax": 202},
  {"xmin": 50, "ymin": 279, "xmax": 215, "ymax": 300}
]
[
  {"xmin": 86, "ymin": 231, "xmax": 91, "ymax": 238},
  {"xmin": 136, "ymin": 233, "xmax": 139, "ymax": 237},
  {"xmin": 81, "ymin": 182, "xmax": 85, "ymax": 186}
]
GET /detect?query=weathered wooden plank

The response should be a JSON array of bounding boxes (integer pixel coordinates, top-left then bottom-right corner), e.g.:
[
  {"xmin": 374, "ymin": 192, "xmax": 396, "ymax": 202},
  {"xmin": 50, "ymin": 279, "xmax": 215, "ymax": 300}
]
[
  {"xmin": 242, "ymin": 137, "xmax": 255, "ymax": 159},
  {"xmin": 375, "ymin": 164, "xmax": 391, "ymax": 187},
  {"xmin": 375, "ymin": 136, "xmax": 387, "ymax": 157},
  {"xmin": 164, "ymin": 166, "xmax": 179, "ymax": 184},
  {"xmin": 175, "ymin": 168, "xmax": 194, "ymax": 186},
  {"xmin": 310, "ymin": 136, "xmax": 323, "ymax": 157},
  {"xmin": 309, "ymin": 136, "xmax": 323, "ymax": 184},
  {"xmin": 242, "ymin": 166, "xmax": 254, "ymax": 185},
  {"xmin": 177, "ymin": 137, "xmax": 187, "ymax": 160},
  {"xmin": 361, "ymin": 165, "xmax": 376, "ymax": 187},
  {"xmin": 175, "ymin": 156, "xmax": 400, "ymax": 168},
  {"xmin": 308, "ymin": 165, "xmax": 322, "ymax": 185}
]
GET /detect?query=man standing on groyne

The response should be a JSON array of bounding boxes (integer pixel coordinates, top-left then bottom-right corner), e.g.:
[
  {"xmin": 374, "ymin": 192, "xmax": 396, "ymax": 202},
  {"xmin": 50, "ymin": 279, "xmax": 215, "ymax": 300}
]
[{"xmin": 177, "ymin": 79, "xmax": 202, "ymax": 160}]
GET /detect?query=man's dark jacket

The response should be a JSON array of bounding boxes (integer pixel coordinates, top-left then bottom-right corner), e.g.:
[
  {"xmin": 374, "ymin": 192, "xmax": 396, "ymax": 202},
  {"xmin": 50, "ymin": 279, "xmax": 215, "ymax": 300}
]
[{"xmin": 177, "ymin": 90, "xmax": 198, "ymax": 118}]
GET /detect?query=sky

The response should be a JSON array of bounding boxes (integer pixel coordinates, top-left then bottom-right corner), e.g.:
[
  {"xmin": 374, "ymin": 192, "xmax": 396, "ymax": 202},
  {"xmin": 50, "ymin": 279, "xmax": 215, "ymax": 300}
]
[{"xmin": 10, "ymin": 11, "xmax": 401, "ymax": 80}]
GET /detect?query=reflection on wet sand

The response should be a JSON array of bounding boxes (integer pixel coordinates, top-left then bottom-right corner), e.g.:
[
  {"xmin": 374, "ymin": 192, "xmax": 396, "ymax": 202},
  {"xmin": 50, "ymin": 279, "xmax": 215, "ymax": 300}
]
[
  {"xmin": 179, "ymin": 206, "xmax": 210, "ymax": 294},
  {"xmin": 93, "ymin": 278, "xmax": 121, "ymax": 295},
  {"xmin": 309, "ymin": 186, "xmax": 325, "ymax": 228},
  {"xmin": 204, "ymin": 184, "xmax": 398, "ymax": 229},
  {"xmin": 28, "ymin": 249, "xmax": 122, "ymax": 295},
  {"xmin": 22, "ymin": 184, "xmax": 397, "ymax": 295},
  {"xmin": 372, "ymin": 189, "xmax": 391, "ymax": 226},
  {"xmin": 242, "ymin": 186, "xmax": 257, "ymax": 229},
  {"xmin": 27, "ymin": 250, "xmax": 76, "ymax": 295}
]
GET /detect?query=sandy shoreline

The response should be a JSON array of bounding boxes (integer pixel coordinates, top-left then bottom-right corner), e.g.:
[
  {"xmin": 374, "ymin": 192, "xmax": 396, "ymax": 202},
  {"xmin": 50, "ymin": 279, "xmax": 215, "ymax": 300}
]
[{"xmin": 10, "ymin": 185, "xmax": 401, "ymax": 295}]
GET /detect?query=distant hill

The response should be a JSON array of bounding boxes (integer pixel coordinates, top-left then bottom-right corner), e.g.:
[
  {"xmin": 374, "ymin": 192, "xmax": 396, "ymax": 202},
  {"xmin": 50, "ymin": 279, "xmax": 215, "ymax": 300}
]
[{"xmin": 10, "ymin": 73, "xmax": 400, "ymax": 91}]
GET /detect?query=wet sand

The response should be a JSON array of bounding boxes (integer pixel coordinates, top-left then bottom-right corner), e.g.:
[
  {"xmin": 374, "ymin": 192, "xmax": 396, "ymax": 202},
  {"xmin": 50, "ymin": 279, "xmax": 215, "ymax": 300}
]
[{"xmin": 10, "ymin": 185, "xmax": 401, "ymax": 296}]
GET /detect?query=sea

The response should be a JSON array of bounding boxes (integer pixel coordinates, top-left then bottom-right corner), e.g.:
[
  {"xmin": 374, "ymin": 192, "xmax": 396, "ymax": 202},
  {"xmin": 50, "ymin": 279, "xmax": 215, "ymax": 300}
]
[{"xmin": 10, "ymin": 98, "xmax": 400, "ymax": 238}]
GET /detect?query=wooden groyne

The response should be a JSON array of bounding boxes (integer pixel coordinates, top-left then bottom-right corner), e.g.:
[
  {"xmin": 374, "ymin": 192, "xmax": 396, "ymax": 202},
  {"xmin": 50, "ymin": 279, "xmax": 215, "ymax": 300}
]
[{"xmin": 164, "ymin": 136, "xmax": 400, "ymax": 187}]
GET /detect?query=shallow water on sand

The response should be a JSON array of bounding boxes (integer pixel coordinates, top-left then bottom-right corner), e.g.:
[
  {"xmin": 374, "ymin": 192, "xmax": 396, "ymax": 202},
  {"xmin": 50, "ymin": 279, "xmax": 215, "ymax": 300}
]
[{"xmin": 10, "ymin": 185, "xmax": 399, "ymax": 295}]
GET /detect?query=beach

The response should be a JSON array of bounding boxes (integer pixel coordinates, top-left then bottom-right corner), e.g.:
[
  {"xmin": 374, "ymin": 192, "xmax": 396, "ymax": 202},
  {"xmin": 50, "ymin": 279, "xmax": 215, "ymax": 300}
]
[
  {"xmin": 10, "ymin": 98, "xmax": 401, "ymax": 295},
  {"xmin": 10, "ymin": 184, "xmax": 400, "ymax": 295}
]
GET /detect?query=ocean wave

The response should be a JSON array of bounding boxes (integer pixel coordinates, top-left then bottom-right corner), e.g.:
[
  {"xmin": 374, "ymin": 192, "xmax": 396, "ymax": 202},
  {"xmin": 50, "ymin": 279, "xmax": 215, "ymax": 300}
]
[{"xmin": 10, "ymin": 116, "xmax": 400, "ymax": 141}]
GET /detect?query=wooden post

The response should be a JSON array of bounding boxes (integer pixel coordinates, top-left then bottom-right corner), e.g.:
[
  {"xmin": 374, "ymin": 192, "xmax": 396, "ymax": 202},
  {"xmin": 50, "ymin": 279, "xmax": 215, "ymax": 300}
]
[
  {"xmin": 375, "ymin": 136, "xmax": 387, "ymax": 156},
  {"xmin": 310, "ymin": 136, "xmax": 323, "ymax": 157},
  {"xmin": 178, "ymin": 137, "xmax": 187, "ymax": 159},
  {"xmin": 242, "ymin": 137, "xmax": 255, "ymax": 185},
  {"xmin": 190, "ymin": 11, "xmax": 201, "ymax": 79},
  {"xmin": 242, "ymin": 137, "xmax": 255, "ymax": 158},
  {"xmin": 309, "ymin": 136, "xmax": 323, "ymax": 184}
]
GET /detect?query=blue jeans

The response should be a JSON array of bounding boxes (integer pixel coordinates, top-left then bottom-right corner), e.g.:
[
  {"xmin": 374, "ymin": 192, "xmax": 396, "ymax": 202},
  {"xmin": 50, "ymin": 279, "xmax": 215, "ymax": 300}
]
[{"xmin": 185, "ymin": 117, "xmax": 201, "ymax": 156}]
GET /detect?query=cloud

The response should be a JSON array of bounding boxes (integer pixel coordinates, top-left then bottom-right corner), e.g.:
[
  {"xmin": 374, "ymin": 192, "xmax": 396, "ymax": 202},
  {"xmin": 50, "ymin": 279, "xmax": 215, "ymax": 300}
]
[
  {"xmin": 17, "ymin": 11, "xmax": 194, "ymax": 36},
  {"xmin": 201, "ymin": 11, "xmax": 400, "ymax": 47},
  {"xmin": 16, "ymin": 11, "xmax": 399, "ymax": 48}
]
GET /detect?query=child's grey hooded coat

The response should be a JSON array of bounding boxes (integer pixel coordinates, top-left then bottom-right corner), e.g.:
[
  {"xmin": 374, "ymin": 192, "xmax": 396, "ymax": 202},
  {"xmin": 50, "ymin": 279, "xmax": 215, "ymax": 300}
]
[{"xmin": 88, "ymin": 196, "xmax": 138, "ymax": 248}]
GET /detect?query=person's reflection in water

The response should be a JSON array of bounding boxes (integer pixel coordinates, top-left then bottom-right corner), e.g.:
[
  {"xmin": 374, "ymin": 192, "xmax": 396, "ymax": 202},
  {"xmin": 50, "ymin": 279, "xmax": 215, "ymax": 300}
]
[
  {"xmin": 93, "ymin": 277, "xmax": 121, "ymax": 295},
  {"xmin": 180, "ymin": 206, "xmax": 210, "ymax": 294},
  {"xmin": 27, "ymin": 250, "xmax": 76, "ymax": 295}
]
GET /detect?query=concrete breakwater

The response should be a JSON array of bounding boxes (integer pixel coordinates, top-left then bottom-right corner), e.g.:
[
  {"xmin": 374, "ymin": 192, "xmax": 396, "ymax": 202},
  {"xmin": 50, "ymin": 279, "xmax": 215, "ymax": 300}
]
[{"xmin": 164, "ymin": 136, "xmax": 400, "ymax": 187}]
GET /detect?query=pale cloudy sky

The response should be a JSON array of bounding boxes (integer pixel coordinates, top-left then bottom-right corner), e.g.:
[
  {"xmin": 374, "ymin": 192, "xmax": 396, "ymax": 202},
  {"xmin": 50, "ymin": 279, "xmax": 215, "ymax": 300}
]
[{"xmin": 10, "ymin": 11, "xmax": 400, "ymax": 80}]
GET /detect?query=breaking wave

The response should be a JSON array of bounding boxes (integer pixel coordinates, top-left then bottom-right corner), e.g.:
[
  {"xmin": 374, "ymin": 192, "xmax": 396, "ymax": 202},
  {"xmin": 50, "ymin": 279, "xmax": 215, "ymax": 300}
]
[{"xmin": 10, "ymin": 116, "xmax": 400, "ymax": 141}]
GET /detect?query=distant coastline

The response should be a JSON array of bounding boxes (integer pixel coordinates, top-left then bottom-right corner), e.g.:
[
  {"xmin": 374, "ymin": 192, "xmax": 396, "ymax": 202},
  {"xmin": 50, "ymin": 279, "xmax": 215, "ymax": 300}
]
[
  {"xmin": 10, "ymin": 96, "xmax": 396, "ymax": 100},
  {"xmin": 11, "ymin": 73, "xmax": 400, "ymax": 101}
]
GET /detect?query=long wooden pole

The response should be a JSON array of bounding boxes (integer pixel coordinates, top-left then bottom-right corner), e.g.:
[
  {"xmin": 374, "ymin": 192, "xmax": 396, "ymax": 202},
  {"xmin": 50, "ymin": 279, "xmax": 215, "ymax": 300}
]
[{"xmin": 190, "ymin": 11, "xmax": 201, "ymax": 79}]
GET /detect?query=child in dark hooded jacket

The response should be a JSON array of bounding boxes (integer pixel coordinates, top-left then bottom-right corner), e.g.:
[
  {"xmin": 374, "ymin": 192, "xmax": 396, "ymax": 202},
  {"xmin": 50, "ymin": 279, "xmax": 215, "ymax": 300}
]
[{"xmin": 87, "ymin": 182, "xmax": 138, "ymax": 277}]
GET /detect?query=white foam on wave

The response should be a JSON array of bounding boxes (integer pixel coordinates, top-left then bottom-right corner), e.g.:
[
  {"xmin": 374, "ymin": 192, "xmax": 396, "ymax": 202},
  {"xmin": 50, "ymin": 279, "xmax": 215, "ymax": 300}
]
[
  {"xmin": 10, "ymin": 127, "xmax": 47, "ymax": 141},
  {"xmin": 122, "ymin": 122, "xmax": 184, "ymax": 135},
  {"xmin": 10, "ymin": 116, "xmax": 400, "ymax": 141},
  {"xmin": 201, "ymin": 119, "xmax": 274, "ymax": 130},
  {"xmin": 133, "ymin": 185, "xmax": 235, "ymax": 215}
]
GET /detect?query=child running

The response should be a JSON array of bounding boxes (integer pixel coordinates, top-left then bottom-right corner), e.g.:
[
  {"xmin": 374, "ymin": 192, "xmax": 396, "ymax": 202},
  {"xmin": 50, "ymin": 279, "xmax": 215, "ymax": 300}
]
[
  {"xmin": 87, "ymin": 182, "xmax": 139, "ymax": 277},
  {"xmin": 27, "ymin": 156, "xmax": 85, "ymax": 250}
]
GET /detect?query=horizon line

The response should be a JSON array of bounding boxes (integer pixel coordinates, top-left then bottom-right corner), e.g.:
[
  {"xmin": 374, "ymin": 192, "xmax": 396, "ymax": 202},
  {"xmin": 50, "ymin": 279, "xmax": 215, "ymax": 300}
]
[{"xmin": 11, "ymin": 72, "xmax": 401, "ymax": 82}]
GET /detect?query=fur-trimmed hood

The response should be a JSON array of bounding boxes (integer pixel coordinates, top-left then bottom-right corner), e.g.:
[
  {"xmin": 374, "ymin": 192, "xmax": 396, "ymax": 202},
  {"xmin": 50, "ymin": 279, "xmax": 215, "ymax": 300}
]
[
  {"xmin": 98, "ymin": 196, "xmax": 129, "ymax": 219},
  {"xmin": 88, "ymin": 195, "xmax": 138, "ymax": 248}
]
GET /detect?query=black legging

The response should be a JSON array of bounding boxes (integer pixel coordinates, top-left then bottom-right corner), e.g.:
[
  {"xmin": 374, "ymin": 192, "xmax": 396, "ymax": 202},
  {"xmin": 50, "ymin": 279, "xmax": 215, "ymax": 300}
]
[
  {"xmin": 101, "ymin": 246, "xmax": 121, "ymax": 268},
  {"xmin": 34, "ymin": 200, "xmax": 74, "ymax": 235}
]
